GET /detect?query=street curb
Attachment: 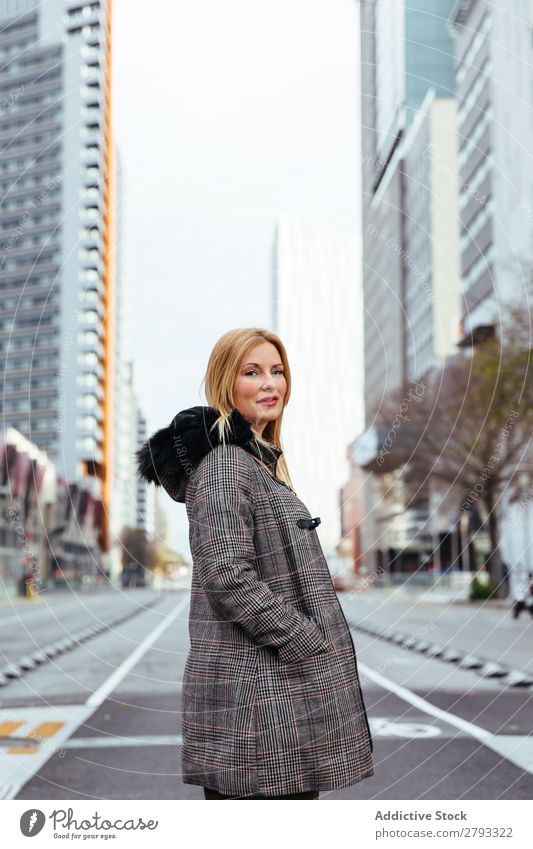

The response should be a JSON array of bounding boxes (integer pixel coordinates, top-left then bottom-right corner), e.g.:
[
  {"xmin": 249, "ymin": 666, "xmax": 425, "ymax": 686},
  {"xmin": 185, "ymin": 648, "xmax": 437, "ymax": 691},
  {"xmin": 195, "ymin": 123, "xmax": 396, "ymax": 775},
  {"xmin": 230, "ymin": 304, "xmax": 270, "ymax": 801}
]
[
  {"xmin": 338, "ymin": 585, "xmax": 511, "ymax": 608},
  {"xmin": 0, "ymin": 592, "xmax": 167, "ymax": 689},
  {"xmin": 349, "ymin": 619, "xmax": 533, "ymax": 689}
]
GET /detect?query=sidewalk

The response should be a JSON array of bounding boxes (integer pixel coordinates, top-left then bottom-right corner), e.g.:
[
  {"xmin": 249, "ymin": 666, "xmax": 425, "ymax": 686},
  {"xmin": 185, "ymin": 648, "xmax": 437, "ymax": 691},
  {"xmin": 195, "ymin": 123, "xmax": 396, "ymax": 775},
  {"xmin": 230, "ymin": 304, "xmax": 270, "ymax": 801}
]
[
  {"xmin": 0, "ymin": 583, "xmax": 127, "ymax": 610},
  {"xmin": 0, "ymin": 595, "xmax": 42, "ymax": 610},
  {"xmin": 337, "ymin": 577, "xmax": 511, "ymax": 607}
]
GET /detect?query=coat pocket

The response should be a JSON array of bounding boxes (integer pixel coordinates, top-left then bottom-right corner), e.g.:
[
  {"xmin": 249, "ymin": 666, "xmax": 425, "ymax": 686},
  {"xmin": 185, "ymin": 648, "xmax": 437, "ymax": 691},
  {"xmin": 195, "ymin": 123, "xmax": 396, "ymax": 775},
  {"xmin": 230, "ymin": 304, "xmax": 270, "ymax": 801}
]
[
  {"xmin": 281, "ymin": 651, "xmax": 333, "ymax": 756},
  {"xmin": 276, "ymin": 613, "xmax": 332, "ymax": 665},
  {"xmin": 282, "ymin": 644, "xmax": 334, "ymax": 688}
]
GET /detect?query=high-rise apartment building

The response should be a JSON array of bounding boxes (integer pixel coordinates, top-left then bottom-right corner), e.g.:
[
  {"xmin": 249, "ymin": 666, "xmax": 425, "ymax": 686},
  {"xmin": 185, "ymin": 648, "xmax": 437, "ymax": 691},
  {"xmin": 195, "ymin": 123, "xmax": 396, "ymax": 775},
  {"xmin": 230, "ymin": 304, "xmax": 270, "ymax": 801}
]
[{"xmin": 0, "ymin": 0, "xmax": 115, "ymax": 548}]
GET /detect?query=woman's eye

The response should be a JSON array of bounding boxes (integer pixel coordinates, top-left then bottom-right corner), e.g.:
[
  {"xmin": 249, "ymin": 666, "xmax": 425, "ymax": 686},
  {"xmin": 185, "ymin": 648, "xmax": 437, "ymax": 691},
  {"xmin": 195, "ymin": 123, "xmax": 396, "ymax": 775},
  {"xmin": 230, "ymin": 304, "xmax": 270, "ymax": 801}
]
[{"xmin": 244, "ymin": 369, "xmax": 284, "ymax": 376}]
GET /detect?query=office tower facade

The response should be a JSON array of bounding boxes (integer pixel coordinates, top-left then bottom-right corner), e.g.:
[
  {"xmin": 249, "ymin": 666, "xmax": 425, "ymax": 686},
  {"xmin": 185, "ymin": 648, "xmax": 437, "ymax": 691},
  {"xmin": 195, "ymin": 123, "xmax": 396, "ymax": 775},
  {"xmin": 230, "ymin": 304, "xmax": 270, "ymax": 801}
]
[
  {"xmin": 0, "ymin": 0, "xmax": 115, "ymax": 549},
  {"xmin": 114, "ymin": 360, "xmax": 149, "ymax": 535},
  {"xmin": 402, "ymin": 90, "xmax": 461, "ymax": 380},
  {"xmin": 154, "ymin": 494, "xmax": 170, "ymax": 548},
  {"xmin": 360, "ymin": 0, "xmax": 457, "ymax": 419},
  {"xmin": 449, "ymin": 0, "xmax": 533, "ymax": 579},
  {"xmin": 272, "ymin": 213, "xmax": 364, "ymax": 559},
  {"xmin": 357, "ymin": 0, "xmax": 459, "ymax": 575},
  {"xmin": 449, "ymin": 0, "xmax": 533, "ymax": 338}
]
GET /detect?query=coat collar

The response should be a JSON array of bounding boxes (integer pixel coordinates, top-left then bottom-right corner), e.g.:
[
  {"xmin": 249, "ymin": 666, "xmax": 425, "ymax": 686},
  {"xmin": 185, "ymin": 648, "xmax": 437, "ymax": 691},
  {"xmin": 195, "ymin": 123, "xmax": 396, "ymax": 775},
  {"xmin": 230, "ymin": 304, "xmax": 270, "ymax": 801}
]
[{"xmin": 135, "ymin": 405, "xmax": 283, "ymax": 502}]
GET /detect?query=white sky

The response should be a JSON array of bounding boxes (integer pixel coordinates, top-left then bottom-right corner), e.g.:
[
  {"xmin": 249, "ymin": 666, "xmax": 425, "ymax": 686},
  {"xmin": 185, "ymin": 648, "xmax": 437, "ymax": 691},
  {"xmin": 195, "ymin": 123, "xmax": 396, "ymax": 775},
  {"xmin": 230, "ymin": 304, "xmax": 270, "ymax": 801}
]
[{"xmin": 113, "ymin": 0, "xmax": 362, "ymax": 552}]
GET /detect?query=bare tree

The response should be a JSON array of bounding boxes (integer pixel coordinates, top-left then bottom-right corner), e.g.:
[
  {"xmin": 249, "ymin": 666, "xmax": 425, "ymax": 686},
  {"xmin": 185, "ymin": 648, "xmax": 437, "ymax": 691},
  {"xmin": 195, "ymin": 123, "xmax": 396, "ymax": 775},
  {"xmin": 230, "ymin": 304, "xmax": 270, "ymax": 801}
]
[
  {"xmin": 376, "ymin": 292, "xmax": 533, "ymax": 597},
  {"xmin": 120, "ymin": 526, "xmax": 157, "ymax": 584}
]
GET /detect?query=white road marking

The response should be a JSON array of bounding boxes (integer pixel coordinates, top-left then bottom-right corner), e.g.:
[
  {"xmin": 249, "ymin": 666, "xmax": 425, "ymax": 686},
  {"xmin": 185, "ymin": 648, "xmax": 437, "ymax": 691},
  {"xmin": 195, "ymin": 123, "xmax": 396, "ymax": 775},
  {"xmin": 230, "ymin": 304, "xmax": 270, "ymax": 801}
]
[
  {"xmin": 61, "ymin": 734, "xmax": 184, "ymax": 748},
  {"xmin": 85, "ymin": 593, "xmax": 189, "ymax": 708},
  {"xmin": 57, "ymin": 718, "xmax": 452, "ymax": 749},
  {"xmin": 371, "ymin": 719, "xmax": 443, "ymax": 738},
  {"xmin": 0, "ymin": 594, "xmax": 190, "ymax": 799},
  {"xmin": 358, "ymin": 660, "xmax": 533, "ymax": 774}
]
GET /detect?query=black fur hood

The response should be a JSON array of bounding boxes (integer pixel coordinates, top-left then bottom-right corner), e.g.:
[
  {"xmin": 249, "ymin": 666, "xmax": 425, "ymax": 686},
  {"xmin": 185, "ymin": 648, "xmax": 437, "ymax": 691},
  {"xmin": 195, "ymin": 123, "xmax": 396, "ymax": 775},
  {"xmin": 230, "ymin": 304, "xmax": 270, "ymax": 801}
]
[{"xmin": 135, "ymin": 405, "xmax": 283, "ymax": 503}]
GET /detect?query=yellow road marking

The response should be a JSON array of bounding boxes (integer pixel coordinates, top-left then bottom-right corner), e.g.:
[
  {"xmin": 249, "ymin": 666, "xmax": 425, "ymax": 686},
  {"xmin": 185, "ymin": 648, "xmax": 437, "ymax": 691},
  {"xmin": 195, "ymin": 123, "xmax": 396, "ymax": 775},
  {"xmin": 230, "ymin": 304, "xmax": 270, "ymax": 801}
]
[
  {"xmin": 0, "ymin": 721, "xmax": 25, "ymax": 736},
  {"xmin": 7, "ymin": 721, "xmax": 65, "ymax": 755}
]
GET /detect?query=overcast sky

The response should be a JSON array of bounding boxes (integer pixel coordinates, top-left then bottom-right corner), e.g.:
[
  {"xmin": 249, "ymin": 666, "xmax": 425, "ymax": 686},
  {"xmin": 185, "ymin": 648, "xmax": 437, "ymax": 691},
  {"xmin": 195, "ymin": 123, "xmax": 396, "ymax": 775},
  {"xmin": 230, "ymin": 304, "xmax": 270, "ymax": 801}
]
[{"xmin": 113, "ymin": 0, "xmax": 362, "ymax": 552}]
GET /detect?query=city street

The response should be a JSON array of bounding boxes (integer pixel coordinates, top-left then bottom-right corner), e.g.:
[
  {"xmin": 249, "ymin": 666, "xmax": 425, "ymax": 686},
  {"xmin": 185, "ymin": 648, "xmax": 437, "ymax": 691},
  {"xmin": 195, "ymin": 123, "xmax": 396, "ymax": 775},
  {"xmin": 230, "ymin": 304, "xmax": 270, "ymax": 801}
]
[{"xmin": 0, "ymin": 587, "xmax": 531, "ymax": 800}]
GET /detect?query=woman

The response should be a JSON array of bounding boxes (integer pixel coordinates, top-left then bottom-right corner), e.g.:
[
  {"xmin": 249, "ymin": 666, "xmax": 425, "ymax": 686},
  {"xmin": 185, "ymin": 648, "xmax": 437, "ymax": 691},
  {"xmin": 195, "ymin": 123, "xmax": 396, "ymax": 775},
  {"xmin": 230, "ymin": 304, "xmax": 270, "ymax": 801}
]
[{"xmin": 135, "ymin": 327, "xmax": 374, "ymax": 799}]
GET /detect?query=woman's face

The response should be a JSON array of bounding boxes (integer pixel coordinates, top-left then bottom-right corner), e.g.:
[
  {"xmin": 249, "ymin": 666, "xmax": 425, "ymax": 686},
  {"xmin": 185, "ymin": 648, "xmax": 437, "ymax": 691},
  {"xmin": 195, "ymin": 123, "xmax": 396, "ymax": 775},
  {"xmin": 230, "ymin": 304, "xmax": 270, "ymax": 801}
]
[{"xmin": 233, "ymin": 341, "xmax": 287, "ymax": 436}]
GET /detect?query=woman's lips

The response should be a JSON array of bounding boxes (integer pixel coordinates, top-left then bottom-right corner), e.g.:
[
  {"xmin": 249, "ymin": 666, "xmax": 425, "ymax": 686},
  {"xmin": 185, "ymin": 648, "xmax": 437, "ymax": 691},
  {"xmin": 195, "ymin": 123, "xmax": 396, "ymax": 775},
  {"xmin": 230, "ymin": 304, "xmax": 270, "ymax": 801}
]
[{"xmin": 257, "ymin": 397, "xmax": 278, "ymax": 406}]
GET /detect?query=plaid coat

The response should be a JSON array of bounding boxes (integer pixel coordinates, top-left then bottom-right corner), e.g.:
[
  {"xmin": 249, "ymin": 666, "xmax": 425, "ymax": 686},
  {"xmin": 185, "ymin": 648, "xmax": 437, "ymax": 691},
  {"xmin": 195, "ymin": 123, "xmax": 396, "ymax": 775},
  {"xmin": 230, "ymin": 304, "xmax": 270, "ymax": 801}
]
[{"xmin": 136, "ymin": 406, "xmax": 374, "ymax": 797}]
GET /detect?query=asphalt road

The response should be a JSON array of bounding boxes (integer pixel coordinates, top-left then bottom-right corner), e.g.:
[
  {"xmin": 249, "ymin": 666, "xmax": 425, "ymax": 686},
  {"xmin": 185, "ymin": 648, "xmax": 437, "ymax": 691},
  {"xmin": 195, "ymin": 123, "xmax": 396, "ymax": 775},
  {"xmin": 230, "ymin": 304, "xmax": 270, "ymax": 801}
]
[{"xmin": 0, "ymin": 586, "xmax": 531, "ymax": 800}]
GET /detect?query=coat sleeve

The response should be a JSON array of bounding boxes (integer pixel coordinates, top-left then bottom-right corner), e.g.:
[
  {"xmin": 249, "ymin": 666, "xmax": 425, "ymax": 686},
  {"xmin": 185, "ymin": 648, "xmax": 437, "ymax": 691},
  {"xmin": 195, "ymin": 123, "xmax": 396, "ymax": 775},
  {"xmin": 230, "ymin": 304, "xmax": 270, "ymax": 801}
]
[{"xmin": 188, "ymin": 443, "xmax": 332, "ymax": 664}]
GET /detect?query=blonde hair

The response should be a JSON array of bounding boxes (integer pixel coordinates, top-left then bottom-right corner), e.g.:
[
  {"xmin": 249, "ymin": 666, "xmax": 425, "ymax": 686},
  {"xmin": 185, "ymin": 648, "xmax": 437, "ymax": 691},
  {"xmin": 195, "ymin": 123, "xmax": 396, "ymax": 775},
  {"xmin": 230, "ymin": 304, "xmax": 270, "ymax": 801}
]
[{"xmin": 201, "ymin": 327, "xmax": 296, "ymax": 492}]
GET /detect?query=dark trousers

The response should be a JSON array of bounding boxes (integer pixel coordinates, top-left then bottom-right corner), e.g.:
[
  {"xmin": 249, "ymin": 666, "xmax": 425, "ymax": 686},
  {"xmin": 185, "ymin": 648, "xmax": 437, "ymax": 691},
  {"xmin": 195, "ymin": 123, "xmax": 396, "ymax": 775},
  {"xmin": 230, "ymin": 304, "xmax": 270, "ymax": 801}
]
[
  {"xmin": 513, "ymin": 600, "xmax": 533, "ymax": 619},
  {"xmin": 203, "ymin": 786, "xmax": 318, "ymax": 800}
]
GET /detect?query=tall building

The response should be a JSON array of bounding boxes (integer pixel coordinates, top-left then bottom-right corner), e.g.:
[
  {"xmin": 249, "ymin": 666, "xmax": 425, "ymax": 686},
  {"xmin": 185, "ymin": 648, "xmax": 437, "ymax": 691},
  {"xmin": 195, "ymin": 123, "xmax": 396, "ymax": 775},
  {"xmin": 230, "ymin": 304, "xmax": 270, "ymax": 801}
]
[
  {"xmin": 154, "ymin": 493, "xmax": 170, "ymax": 548},
  {"xmin": 108, "ymin": 149, "xmax": 141, "ymax": 579},
  {"xmin": 448, "ymin": 0, "xmax": 533, "ymax": 339},
  {"xmin": 356, "ymin": 0, "xmax": 460, "ymax": 575},
  {"xmin": 402, "ymin": 90, "xmax": 461, "ymax": 380},
  {"xmin": 0, "ymin": 0, "xmax": 115, "ymax": 549},
  {"xmin": 136, "ymin": 409, "xmax": 155, "ymax": 539},
  {"xmin": 360, "ymin": 0, "xmax": 457, "ymax": 418},
  {"xmin": 272, "ymin": 213, "xmax": 364, "ymax": 559},
  {"xmin": 113, "ymin": 359, "xmax": 149, "ymax": 534},
  {"xmin": 449, "ymin": 0, "xmax": 533, "ymax": 581},
  {"xmin": 361, "ymin": 150, "xmax": 405, "ymax": 419}
]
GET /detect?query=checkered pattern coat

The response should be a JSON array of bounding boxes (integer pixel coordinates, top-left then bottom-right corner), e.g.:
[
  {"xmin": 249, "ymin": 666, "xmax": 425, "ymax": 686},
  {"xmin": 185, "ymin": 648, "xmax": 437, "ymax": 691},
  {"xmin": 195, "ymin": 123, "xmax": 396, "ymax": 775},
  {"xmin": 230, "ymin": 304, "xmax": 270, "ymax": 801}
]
[{"xmin": 136, "ymin": 406, "xmax": 374, "ymax": 797}]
